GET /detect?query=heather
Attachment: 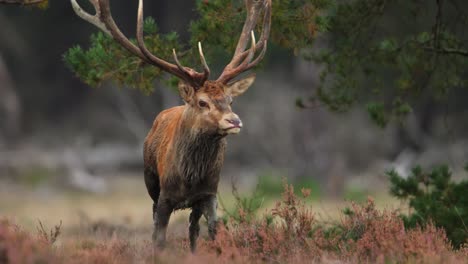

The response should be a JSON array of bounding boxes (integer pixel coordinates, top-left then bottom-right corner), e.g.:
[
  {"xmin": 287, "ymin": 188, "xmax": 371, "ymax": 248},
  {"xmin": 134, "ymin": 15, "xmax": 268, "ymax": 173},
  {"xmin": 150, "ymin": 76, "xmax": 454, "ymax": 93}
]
[{"xmin": 1, "ymin": 180, "xmax": 466, "ymax": 264}]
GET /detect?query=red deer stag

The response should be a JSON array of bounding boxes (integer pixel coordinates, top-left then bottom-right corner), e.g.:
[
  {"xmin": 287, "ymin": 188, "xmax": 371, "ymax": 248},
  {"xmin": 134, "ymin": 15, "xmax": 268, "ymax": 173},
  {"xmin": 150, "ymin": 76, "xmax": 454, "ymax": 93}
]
[{"xmin": 71, "ymin": 0, "xmax": 271, "ymax": 251}]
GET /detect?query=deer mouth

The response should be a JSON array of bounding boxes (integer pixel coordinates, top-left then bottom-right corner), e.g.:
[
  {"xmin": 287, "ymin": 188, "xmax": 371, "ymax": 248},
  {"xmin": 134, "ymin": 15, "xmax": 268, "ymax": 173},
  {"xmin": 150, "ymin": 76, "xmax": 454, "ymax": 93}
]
[
  {"xmin": 224, "ymin": 124, "xmax": 242, "ymax": 131},
  {"xmin": 223, "ymin": 126, "xmax": 241, "ymax": 134}
]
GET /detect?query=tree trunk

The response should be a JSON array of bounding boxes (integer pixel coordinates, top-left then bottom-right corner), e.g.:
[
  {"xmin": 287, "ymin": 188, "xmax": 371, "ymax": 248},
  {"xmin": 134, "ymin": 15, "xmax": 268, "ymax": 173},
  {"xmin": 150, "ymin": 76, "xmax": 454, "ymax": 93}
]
[{"xmin": 0, "ymin": 55, "xmax": 21, "ymax": 146}]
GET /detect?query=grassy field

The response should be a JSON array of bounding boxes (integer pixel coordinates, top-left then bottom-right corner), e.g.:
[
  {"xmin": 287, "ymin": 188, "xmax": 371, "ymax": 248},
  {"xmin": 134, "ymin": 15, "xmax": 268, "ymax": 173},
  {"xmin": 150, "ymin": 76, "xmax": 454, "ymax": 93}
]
[
  {"xmin": 0, "ymin": 175, "xmax": 398, "ymax": 239},
  {"xmin": 0, "ymin": 176, "xmax": 466, "ymax": 263}
]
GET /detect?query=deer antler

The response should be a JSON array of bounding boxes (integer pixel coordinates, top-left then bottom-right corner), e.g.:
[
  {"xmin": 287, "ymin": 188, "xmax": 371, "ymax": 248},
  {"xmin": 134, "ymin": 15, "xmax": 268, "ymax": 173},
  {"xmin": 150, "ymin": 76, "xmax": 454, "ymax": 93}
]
[
  {"xmin": 217, "ymin": 0, "xmax": 272, "ymax": 84},
  {"xmin": 70, "ymin": 0, "xmax": 210, "ymax": 88},
  {"xmin": 71, "ymin": 0, "xmax": 270, "ymax": 88}
]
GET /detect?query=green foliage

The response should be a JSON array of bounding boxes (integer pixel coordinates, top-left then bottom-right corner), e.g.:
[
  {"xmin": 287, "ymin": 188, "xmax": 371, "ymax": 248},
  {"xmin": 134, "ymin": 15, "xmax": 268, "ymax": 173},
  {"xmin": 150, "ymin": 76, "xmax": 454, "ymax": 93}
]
[
  {"xmin": 256, "ymin": 174, "xmax": 284, "ymax": 197},
  {"xmin": 64, "ymin": 18, "xmax": 182, "ymax": 93},
  {"xmin": 65, "ymin": 0, "xmax": 331, "ymax": 91},
  {"xmin": 388, "ymin": 165, "xmax": 468, "ymax": 248},
  {"xmin": 190, "ymin": 0, "xmax": 331, "ymax": 56},
  {"xmin": 35, "ymin": 0, "xmax": 48, "ymax": 9},
  {"xmin": 343, "ymin": 188, "xmax": 368, "ymax": 203},
  {"xmin": 306, "ymin": 0, "xmax": 468, "ymax": 126},
  {"xmin": 65, "ymin": 0, "xmax": 468, "ymax": 127},
  {"xmin": 218, "ymin": 183, "xmax": 265, "ymax": 224},
  {"xmin": 366, "ymin": 102, "xmax": 387, "ymax": 128},
  {"xmin": 17, "ymin": 166, "xmax": 55, "ymax": 188},
  {"xmin": 295, "ymin": 177, "xmax": 321, "ymax": 200},
  {"xmin": 323, "ymin": 199, "xmax": 385, "ymax": 244},
  {"xmin": 6, "ymin": 0, "xmax": 49, "ymax": 8},
  {"xmin": 256, "ymin": 173, "xmax": 321, "ymax": 199},
  {"xmin": 219, "ymin": 175, "xmax": 320, "ymax": 224}
]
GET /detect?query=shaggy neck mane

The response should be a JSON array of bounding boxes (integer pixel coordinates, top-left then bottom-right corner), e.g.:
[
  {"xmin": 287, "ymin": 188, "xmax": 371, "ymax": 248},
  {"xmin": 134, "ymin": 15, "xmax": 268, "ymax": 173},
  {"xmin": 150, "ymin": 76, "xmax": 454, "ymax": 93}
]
[{"xmin": 174, "ymin": 109, "xmax": 226, "ymax": 186}]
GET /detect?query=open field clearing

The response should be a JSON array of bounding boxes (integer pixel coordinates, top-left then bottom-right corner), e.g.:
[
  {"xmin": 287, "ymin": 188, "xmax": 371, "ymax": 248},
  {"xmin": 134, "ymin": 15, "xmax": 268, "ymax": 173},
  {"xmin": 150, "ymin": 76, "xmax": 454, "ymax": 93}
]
[
  {"xmin": 1, "ymin": 176, "xmax": 466, "ymax": 263},
  {"xmin": 2, "ymin": 0, "xmax": 468, "ymax": 263},
  {"xmin": 0, "ymin": 175, "xmax": 400, "ymax": 240}
]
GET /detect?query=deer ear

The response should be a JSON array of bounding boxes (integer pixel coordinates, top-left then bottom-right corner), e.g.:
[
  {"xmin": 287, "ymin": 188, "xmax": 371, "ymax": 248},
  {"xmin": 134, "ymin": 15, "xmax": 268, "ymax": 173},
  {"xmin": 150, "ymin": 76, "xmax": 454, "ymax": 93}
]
[
  {"xmin": 227, "ymin": 74, "xmax": 256, "ymax": 97},
  {"xmin": 178, "ymin": 81, "xmax": 195, "ymax": 103}
]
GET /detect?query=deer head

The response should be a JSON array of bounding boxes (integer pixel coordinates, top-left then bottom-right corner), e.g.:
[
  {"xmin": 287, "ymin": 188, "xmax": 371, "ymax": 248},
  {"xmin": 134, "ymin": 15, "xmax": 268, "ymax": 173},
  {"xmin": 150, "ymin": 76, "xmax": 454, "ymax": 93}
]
[{"xmin": 71, "ymin": 0, "xmax": 271, "ymax": 135}]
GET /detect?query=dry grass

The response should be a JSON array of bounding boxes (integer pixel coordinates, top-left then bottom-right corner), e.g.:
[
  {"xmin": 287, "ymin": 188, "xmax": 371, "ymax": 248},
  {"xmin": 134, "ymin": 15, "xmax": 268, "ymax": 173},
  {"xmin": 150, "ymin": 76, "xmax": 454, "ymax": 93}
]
[{"xmin": 0, "ymin": 178, "xmax": 466, "ymax": 263}]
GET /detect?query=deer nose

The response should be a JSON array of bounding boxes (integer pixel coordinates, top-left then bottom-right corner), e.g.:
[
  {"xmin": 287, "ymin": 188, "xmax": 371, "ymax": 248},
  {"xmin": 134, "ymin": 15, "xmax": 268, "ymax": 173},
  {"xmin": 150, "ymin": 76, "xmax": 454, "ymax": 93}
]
[{"xmin": 226, "ymin": 118, "xmax": 242, "ymax": 128}]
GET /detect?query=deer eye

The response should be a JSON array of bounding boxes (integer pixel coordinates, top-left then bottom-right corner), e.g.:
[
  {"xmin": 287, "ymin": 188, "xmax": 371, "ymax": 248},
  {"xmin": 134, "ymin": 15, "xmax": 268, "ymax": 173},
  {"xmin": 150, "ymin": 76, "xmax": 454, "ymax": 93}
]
[{"xmin": 198, "ymin": 100, "xmax": 208, "ymax": 108}]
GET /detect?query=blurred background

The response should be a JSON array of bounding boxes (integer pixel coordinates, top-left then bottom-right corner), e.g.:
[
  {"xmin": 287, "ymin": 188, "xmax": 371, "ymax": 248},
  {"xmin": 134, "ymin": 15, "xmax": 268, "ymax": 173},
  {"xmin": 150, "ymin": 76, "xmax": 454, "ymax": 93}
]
[{"xmin": 0, "ymin": 1, "xmax": 467, "ymax": 235}]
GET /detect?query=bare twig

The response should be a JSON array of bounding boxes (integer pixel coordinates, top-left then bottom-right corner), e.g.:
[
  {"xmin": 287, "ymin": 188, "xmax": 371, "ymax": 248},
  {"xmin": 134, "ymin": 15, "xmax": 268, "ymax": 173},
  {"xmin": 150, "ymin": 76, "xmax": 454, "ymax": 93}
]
[{"xmin": 36, "ymin": 220, "xmax": 62, "ymax": 244}]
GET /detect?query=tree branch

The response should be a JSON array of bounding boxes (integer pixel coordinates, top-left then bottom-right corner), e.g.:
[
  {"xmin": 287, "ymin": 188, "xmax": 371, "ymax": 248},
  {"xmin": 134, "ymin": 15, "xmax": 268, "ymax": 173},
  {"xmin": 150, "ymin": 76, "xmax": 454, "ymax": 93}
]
[
  {"xmin": 433, "ymin": 0, "xmax": 443, "ymax": 48},
  {"xmin": 423, "ymin": 46, "xmax": 468, "ymax": 57},
  {"xmin": 0, "ymin": 0, "xmax": 46, "ymax": 5}
]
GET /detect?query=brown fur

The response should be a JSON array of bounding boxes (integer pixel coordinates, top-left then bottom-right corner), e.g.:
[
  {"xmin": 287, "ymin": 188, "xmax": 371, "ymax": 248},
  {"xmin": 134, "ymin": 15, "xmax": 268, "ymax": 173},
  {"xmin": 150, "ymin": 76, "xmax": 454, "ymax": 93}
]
[
  {"xmin": 144, "ymin": 105, "xmax": 226, "ymax": 207},
  {"xmin": 143, "ymin": 80, "xmax": 253, "ymax": 252}
]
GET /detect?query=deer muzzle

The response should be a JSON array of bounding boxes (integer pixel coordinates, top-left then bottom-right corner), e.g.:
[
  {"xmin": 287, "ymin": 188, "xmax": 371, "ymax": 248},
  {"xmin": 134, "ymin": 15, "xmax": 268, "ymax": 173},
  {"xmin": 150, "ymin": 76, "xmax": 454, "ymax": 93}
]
[{"xmin": 220, "ymin": 113, "xmax": 243, "ymax": 134}]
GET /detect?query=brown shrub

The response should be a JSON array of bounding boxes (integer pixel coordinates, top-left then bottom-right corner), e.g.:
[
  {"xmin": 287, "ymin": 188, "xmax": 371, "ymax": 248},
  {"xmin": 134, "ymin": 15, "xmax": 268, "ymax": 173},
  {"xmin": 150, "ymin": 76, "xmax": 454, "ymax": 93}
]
[
  {"xmin": 62, "ymin": 238, "xmax": 133, "ymax": 264},
  {"xmin": 1, "ymin": 180, "xmax": 467, "ymax": 264},
  {"xmin": 36, "ymin": 220, "xmax": 62, "ymax": 245},
  {"xmin": 0, "ymin": 219, "xmax": 58, "ymax": 264},
  {"xmin": 199, "ymin": 183, "xmax": 467, "ymax": 264},
  {"xmin": 333, "ymin": 198, "xmax": 462, "ymax": 263},
  {"xmin": 200, "ymin": 180, "xmax": 325, "ymax": 263}
]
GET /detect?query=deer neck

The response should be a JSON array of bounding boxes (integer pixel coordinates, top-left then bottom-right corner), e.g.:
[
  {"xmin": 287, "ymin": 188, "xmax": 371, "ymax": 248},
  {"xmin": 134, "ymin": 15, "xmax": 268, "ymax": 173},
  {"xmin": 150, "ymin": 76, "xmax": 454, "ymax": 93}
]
[{"xmin": 174, "ymin": 107, "xmax": 226, "ymax": 185}]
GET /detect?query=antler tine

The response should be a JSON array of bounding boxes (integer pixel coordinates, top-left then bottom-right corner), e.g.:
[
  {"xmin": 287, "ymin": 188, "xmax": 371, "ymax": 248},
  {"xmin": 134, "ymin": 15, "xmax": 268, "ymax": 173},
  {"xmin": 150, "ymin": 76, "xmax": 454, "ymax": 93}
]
[
  {"xmin": 234, "ymin": 0, "xmax": 271, "ymax": 74},
  {"xmin": 234, "ymin": 31, "xmax": 257, "ymax": 71},
  {"xmin": 249, "ymin": 31, "xmax": 257, "ymax": 59},
  {"xmin": 217, "ymin": 0, "xmax": 271, "ymax": 84},
  {"xmin": 198, "ymin": 42, "xmax": 210, "ymax": 83},
  {"xmin": 172, "ymin": 49, "xmax": 188, "ymax": 73},
  {"xmin": 231, "ymin": 0, "xmax": 271, "ymax": 64},
  {"xmin": 95, "ymin": 0, "xmax": 155, "ymax": 63},
  {"xmin": 225, "ymin": 1, "xmax": 263, "ymax": 70},
  {"xmin": 136, "ymin": 0, "xmax": 197, "ymax": 84},
  {"xmin": 71, "ymin": 0, "xmax": 210, "ymax": 88},
  {"xmin": 72, "ymin": 0, "xmax": 146, "ymax": 61},
  {"xmin": 71, "ymin": 0, "xmax": 110, "ymax": 35}
]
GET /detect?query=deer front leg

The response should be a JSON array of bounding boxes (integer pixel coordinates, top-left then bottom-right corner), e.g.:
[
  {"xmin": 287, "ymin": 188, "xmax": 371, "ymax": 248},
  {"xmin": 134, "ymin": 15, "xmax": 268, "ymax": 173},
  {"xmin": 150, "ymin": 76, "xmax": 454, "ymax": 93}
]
[
  {"xmin": 203, "ymin": 195, "xmax": 218, "ymax": 240},
  {"xmin": 189, "ymin": 205, "xmax": 203, "ymax": 252},
  {"xmin": 153, "ymin": 196, "xmax": 173, "ymax": 249}
]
